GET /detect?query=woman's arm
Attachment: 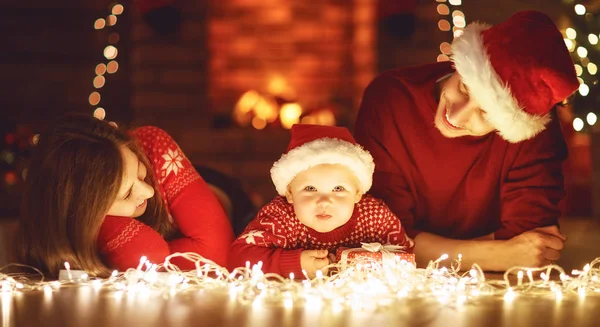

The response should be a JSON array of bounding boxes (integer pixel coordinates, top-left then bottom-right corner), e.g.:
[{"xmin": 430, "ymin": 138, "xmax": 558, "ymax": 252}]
[{"xmin": 133, "ymin": 126, "xmax": 234, "ymax": 267}]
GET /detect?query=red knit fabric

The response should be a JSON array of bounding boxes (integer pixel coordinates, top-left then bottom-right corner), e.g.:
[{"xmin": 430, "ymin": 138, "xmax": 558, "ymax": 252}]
[
  {"xmin": 97, "ymin": 126, "xmax": 234, "ymax": 271},
  {"xmin": 227, "ymin": 195, "xmax": 413, "ymax": 277},
  {"xmin": 354, "ymin": 62, "xmax": 568, "ymax": 240}
]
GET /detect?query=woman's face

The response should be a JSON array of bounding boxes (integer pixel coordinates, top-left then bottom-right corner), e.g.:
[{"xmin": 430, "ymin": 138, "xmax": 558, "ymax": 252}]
[{"xmin": 106, "ymin": 146, "xmax": 154, "ymax": 218}]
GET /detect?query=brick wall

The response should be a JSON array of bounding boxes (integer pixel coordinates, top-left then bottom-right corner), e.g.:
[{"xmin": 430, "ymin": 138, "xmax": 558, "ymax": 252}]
[{"xmin": 130, "ymin": 0, "xmax": 376, "ymax": 205}]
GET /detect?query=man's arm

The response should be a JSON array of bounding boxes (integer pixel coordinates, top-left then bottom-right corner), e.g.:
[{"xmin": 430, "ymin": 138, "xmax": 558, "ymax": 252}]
[{"xmin": 413, "ymin": 225, "xmax": 565, "ymax": 271}]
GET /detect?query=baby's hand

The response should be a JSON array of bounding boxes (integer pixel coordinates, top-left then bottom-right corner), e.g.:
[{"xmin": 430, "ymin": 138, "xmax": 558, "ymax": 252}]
[{"xmin": 300, "ymin": 249, "xmax": 331, "ymax": 279}]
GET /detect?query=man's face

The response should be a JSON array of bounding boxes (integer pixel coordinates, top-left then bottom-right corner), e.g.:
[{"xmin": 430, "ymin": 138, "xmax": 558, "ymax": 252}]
[{"xmin": 434, "ymin": 72, "xmax": 496, "ymax": 138}]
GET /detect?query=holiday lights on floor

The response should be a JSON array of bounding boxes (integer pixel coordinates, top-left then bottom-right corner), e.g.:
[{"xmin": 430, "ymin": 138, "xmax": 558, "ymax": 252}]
[{"xmin": 1, "ymin": 254, "xmax": 599, "ymax": 310}]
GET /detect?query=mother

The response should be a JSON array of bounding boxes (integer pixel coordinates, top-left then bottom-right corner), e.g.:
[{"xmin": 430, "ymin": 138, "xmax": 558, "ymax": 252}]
[{"xmin": 16, "ymin": 113, "xmax": 234, "ymax": 277}]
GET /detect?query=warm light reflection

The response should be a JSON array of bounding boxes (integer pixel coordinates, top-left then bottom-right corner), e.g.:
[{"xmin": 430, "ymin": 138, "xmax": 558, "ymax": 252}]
[
  {"xmin": 437, "ymin": 4, "xmax": 450, "ymax": 15},
  {"xmin": 438, "ymin": 1, "xmax": 466, "ymax": 57},
  {"xmin": 437, "ymin": 54, "xmax": 450, "ymax": 62},
  {"xmin": 574, "ymin": 117, "xmax": 584, "ymax": 131},
  {"xmin": 104, "ymin": 46, "xmax": 118, "ymax": 60},
  {"xmin": 93, "ymin": 76, "xmax": 106, "ymax": 88},
  {"xmin": 89, "ymin": 92, "xmax": 101, "ymax": 105},
  {"xmin": 107, "ymin": 15, "xmax": 117, "ymax": 26},
  {"xmin": 587, "ymin": 62, "xmax": 597, "ymax": 75},
  {"xmin": 564, "ymin": 39, "xmax": 575, "ymax": 52},
  {"xmin": 438, "ymin": 20, "xmax": 451, "ymax": 31},
  {"xmin": 112, "ymin": 4, "xmax": 124, "ymax": 16},
  {"xmin": 575, "ymin": 4, "xmax": 586, "ymax": 15},
  {"xmin": 107, "ymin": 61, "xmax": 119, "ymax": 74},
  {"xmin": 94, "ymin": 18, "xmax": 106, "ymax": 30},
  {"xmin": 279, "ymin": 103, "xmax": 303, "ymax": 129},
  {"xmin": 95, "ymin": 64, "xmax": 106, "ymax": 76},
  {"xmin": 251, "ymin": 117, "xmax": 267, "ymax": 130},
  {"xmin": 440, "ymin": 42, "xmax": 451, "ymax": 55},
  {"xmin": 577, "ymin": 46, "xmax": 588, "ymax": 58},
  {"xmin": 587, "ymin": 112, "xmax": 597, "ymax": 125},
  {"xmin": 267, "ymin": 75, "xmax": 295, "ymax": 98},
  {"xmin": 579, "ymin": 83, "xmax": 590, "ymax": 96},
  {"xmin": 93, "ymin": 108, "xmax": 106, "ymax": 120},
  {"xmin": 452, "ymin": 15, "xmax": 466, "ymax": 28}
]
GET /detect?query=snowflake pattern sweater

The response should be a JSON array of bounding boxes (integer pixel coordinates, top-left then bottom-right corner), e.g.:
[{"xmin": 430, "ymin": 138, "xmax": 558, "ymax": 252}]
[
  {"xmin": 97, "ymin": 126, "xmax": 234, "ymax": 271},
  {"xmin": 227, "ymin": 195, "xmax": 414, "ymax": 277}
]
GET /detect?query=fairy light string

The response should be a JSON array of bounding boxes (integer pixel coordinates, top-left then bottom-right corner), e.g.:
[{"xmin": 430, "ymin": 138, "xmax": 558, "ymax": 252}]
[
  {"xmin": 1, "ymin": 254, "xmax": 599, "ymax": 311},
  {"xmin": 91, "ymin": 3, "xmax": 124, "ymax": 119},
  {"xmin": 436, "ymin": 0, "xmax": 466, "ymax": 62}
]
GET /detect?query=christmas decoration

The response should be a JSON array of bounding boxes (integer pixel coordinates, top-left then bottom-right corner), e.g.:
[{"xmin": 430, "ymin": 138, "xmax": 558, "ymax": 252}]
[
  {"xmin": 91, "ymin": 3, "xmax": 124, "ymax": 117},
  {"xmin": 436, "ymin": 0, "xmax": 467, "ymax": 62},
  {"xmin": 1, "ymin": 253, "xmax": 599, "ymax": 311},
  {"xmin": 562, "ymin": 2, "xmax": 600, "ymax": 132},
  {"xmin": 335, "ymin": 242, "xmax": 415, "ymax": 270}
]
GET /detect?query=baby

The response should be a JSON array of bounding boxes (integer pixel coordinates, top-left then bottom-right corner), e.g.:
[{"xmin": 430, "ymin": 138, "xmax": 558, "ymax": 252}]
[{"xmin": 227, "ymin": 124, "xmax": 413, "ymax": 278}]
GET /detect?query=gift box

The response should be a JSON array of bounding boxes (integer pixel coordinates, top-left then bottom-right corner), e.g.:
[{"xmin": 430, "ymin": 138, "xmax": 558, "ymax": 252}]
[{"xmin": 335, "ymin": 242, "xmax": 415, "ymax": 270}]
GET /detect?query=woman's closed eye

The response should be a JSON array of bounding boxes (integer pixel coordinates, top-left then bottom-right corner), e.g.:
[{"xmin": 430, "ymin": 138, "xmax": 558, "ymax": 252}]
[{"xmin": 123, "ymin": 188, "xmax": 133, "ymax": 200}]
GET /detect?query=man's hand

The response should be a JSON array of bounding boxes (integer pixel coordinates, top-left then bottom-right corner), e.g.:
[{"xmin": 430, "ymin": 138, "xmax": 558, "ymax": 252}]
[
  {"xmin": 300, "ymin": 249, "xmax": 331, "ymax": 278},
  {"xmin": 502, "ymin": 225, "xmax": 566, "ymax": 267}
]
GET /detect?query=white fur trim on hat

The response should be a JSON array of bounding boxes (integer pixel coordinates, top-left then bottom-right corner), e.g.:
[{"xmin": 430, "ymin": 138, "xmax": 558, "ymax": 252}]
[
  {"xmin": 270, "ymin": 138, "xmax": 375, "ymax": 196},
  {"xmin": 451, "ymin": 22, "xmax": 551, "ymax": 143}
]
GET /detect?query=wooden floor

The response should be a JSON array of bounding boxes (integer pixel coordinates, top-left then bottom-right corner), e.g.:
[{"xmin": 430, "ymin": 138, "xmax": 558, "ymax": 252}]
[{"xmin": 556, "ymin": 217, "xmax": 600, "ymax": 271}]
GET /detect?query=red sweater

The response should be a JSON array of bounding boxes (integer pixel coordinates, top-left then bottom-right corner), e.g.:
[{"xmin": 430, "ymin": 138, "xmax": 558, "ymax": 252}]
[
  {"xmin": 354, "ymin": 62, "xmax": 568, "ymax": 240},
  {"xmin": 228, "ymin": 195, "xmax": 413, "ymax": 277},
  {"xmin": 97, "ymin": 126, "xmax": 234, "ymax": 270}
]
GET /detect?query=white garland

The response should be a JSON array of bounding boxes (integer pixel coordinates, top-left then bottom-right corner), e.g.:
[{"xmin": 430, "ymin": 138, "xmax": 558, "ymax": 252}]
[{"xmin": 1, "ymin": 254, "xmax": 599, "ymax": 310}]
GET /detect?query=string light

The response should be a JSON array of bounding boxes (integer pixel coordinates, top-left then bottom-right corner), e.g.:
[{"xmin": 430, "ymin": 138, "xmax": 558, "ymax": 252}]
[
  {"xmin": 573, "ymin": 117, "xmax": 584, "ymax": 131},
  {"xmin": 89, "ymin": 3, "xmax": 123, "ymax": 114},
  {"xmin": 437, "ymin": 0, "xmax": 466, "ymax": 62},
  {"xmin": 1, "ymin": 254, "xmax": 599, "ymax": 311},
  {"xmin": 588, "ymin": 62, "xmax": 597, "ymax": 75},
  {"xmin": 577, "ymin": 46, "xmax": 588, "ymax": 58},
  {"xmin": 575, "ymin": 4, "xmax": 586, "ymax": 15},
  {"xmin": 587, "ymin": 112, "xmax": 597, "ymax": 126},
  {"xmin": 579, "ymin": 83, "xmax": 590, "ymax": 96}
]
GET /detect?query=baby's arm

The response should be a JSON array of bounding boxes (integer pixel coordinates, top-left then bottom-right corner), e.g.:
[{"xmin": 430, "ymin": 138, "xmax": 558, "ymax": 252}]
[{"xmin": 227, "ymin": 198, "xmax": 304, "ymax": 277}]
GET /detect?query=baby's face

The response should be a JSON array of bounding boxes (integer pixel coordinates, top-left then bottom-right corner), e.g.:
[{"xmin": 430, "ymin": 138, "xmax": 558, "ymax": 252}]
[{"xmin": 286, "ymin": 164, "xmax": 362, "ymax": 233}]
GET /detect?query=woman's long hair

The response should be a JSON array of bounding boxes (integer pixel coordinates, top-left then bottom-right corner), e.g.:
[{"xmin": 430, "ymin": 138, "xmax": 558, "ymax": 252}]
[{"xmin": 16, "ymin": 113, "xmax": 173, "ymax": 278}]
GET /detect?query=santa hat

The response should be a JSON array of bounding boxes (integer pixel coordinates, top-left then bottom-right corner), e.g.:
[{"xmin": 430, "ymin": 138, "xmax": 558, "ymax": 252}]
[
  {"xmin": 451, "ymin": 11, "xmax": 579, "ymax": 143},
  {"xmin": 271, "ymin": 124, "xmax": 375, "ymax": 196}
]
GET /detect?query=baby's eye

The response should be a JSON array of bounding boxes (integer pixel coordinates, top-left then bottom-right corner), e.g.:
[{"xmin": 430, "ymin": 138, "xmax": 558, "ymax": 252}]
[
  {"xmin": 304, "ymin": 186, "xmax": 316, "ymax": 192},
  {"xmin": 333, "ymin": 186, "xmax": 346, "ymax": 192}
]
